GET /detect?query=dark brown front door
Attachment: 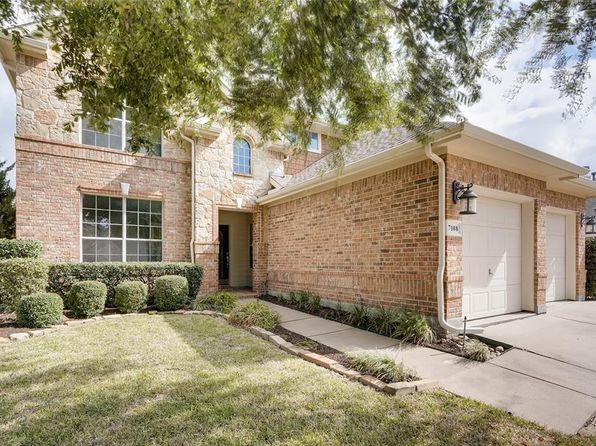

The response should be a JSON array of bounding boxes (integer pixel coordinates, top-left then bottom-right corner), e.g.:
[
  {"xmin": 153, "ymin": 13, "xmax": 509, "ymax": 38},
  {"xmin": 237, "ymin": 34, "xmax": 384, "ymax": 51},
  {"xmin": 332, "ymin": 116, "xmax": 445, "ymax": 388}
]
[{"xmin": 218, "ymin": 225, "xmax": 230, "ymax": 284}]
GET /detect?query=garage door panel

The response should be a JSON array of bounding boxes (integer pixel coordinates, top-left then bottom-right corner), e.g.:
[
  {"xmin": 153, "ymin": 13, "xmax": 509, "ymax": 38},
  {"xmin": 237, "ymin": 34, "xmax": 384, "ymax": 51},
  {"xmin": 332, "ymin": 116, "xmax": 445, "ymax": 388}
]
[
  {"xmin": 463, "ymin": 196, "xmax": 522, "ymax": 320},
  {"xmin": 507, "ymin": 257, "xmax": 522, "ymax": 284},
  {"xmin": 471, "ymin": 291, "xmax": 490, "ymax": 315},
  {"xmin": 506, "ymin": 284, "xmax": 522, "ymax": 313},
  {"xmin": 546, "ymin": 213, "xmax": 567, "ymax": 302},
  {"xmin": 490, "ymin": 290, "xmax": 506, "ymax": 311}
]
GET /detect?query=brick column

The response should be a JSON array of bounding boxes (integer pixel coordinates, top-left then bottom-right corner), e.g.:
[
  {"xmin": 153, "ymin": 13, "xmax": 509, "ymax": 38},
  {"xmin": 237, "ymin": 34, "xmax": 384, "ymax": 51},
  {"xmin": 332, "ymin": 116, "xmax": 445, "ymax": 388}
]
[
  {"xmin": 195, "ymin": 241, "xmax": 219, "ymax": 295},
  {"xmin": 444, "ymin": 155, "xmax": 464, "ymax": 320},
  {"xmin": 252, "ymin": 207, "xmax": 268, "ymax": 296},
  {"xmin": 533, "ymin": 199, "xmax": 547, "ymax": 313},
  {"xmin": 576, "ymin": 212, "xmax": 587, "ymax": 300}
]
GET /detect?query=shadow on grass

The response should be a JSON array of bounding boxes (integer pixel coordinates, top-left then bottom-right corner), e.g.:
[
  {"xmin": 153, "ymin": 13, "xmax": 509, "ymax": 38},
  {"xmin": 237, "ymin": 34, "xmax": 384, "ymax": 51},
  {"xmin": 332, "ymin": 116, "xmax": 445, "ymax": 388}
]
[{"xmin": 0, "ymin": 315, "xmax": 586, "ymax": 445}]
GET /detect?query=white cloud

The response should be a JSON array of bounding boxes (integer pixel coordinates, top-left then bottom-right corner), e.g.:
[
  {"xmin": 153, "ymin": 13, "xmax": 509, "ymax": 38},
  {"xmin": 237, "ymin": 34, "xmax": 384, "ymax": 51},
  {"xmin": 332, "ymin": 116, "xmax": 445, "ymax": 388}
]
[{"xmin": 463, "ymin": 40, "xmax": 596, "ymax": 174}]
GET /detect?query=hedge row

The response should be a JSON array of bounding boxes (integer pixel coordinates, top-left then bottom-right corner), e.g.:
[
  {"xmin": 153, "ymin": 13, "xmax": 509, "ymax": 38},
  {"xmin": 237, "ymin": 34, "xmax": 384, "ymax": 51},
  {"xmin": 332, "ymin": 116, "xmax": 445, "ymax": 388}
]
[
  {"xmin": 587, "ymin": 237, "xmax": 596, "ymax": 298},
  {"xmin": 48, "ymin": 262, "xmax": 203, "ymax": 307},
  {"xmin": 0, "ymin": 239, "xmax": 42, "ymax": 259},
  {"xmin": 0, "ymin": 259, "xmax": 49, "ymax": 312}
]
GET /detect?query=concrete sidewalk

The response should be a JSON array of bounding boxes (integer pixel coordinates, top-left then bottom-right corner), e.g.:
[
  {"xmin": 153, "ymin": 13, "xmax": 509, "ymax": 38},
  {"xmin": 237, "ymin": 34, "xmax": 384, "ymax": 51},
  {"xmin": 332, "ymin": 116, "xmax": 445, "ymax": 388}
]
[{"xmin": 241, "ymin": 299, "xmax": 596, "ymax": 434}]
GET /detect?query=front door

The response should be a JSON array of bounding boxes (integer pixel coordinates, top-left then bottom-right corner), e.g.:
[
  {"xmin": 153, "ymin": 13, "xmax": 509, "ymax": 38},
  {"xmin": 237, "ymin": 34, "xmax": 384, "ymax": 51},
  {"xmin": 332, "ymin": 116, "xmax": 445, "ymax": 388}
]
[{"xmin": 219, "ymin": 225, "xmax": 230, "ymax": 284}]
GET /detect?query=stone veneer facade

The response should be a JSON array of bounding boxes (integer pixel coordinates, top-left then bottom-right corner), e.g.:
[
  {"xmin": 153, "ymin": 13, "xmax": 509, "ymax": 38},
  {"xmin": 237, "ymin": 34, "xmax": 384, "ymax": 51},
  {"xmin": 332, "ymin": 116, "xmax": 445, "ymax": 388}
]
[{"xmin": 14, "ymin": 50, "xmax": 285, "ymax": 296}]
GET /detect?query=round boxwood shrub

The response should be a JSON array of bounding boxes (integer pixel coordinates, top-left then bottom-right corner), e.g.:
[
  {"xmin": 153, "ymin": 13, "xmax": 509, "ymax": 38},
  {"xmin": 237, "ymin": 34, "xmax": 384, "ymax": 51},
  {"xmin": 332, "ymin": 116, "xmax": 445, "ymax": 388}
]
[
  {"xmin": 154, "ymin": 275, "xmax": 188, "ymax": 311},
  {"xmin": 16, "ymin": 293, "xmax": 63, "ymax": 328},
  {"xmin": 68, "ymin": 280, "xmax": 107, "ymax": 318},
  {"xmin": 229, "ymin": 302, "xmax": 280, "ymax": 330},
  {"xmin": 115, "ymin": 281, "xmax": 148, "ymax": 313},
  {"xmin": 192, "ymin": 291, "xmax": 238, "ymax": 313}
]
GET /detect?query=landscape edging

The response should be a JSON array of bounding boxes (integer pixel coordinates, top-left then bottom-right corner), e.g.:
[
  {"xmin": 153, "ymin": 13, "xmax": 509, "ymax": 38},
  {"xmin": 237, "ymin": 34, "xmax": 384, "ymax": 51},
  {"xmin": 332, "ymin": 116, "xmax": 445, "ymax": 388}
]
[{"xmin": 0, "ymin": 310, "xmax": 438, "ymax": 395}]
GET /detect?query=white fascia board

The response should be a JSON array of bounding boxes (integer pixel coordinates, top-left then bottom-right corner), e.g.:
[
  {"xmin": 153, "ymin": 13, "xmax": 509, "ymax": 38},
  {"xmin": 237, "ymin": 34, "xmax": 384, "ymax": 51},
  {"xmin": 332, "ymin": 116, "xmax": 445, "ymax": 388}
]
[{"xmin": 461, "ymin": 123, "xmax": 589, "ymax": 177}]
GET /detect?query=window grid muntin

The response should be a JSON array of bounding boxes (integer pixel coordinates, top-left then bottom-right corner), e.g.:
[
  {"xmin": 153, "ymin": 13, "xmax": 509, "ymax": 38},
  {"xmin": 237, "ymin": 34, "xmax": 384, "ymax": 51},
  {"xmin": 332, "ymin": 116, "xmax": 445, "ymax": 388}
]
[
  {"xmin": 233, "ymin": 138, "xmax": 251, "ymax": 175},
  {"xmin": 81, "ymin": 109, "xmax": 162, "ymax": 156},
  {"xmin": 81, "ymin": 194, "xmax": 162, "ymax": 263}
]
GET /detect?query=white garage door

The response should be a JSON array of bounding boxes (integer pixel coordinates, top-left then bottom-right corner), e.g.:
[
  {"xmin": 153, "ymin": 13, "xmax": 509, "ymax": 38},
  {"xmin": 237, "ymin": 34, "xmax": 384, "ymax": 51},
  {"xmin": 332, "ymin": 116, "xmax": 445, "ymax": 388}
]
[
  {"xmin": 462, "ymin": 197, "xmax": 522, "ymax": 320},
  {"xmin": 546, "ymin": 213, "xmax": 566, "ymax": 302}
]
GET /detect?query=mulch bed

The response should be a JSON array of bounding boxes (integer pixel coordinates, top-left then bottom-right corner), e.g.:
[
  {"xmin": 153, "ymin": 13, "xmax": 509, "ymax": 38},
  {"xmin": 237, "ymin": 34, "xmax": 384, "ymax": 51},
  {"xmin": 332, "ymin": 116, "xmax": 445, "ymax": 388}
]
[
  {"xmin": 271, "ymin": 325, "xmax": 363, "ymax": 375},
  {"xmin": 0, "ymin": 307, "xmax": 138, "ymax": 339},
  {"xmin": 261, "ymin": 295, "xmax": 508, "ymax": 362}
]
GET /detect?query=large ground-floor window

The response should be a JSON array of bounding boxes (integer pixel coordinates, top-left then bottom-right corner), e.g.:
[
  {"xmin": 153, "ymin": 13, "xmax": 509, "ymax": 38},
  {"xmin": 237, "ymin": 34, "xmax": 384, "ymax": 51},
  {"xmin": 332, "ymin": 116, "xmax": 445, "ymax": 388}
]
[{"xmin": 82, "ymin": 194, "xmax": 162, "ymax": 262}]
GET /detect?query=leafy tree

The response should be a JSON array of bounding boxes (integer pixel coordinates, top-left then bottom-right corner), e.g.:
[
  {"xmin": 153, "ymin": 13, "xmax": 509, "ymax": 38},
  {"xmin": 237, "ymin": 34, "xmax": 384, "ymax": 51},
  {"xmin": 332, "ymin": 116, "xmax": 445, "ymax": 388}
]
[
  {"xmin": 487, "ymin": 0, "xmax": 596, "ymax": 118},
  {"xmin": 0, "ymin": 0, "xmax": 496, "ymax": 149},
  {"xmin": 0, "ymin": 160, "xmax": 16, "ymax": 239}
]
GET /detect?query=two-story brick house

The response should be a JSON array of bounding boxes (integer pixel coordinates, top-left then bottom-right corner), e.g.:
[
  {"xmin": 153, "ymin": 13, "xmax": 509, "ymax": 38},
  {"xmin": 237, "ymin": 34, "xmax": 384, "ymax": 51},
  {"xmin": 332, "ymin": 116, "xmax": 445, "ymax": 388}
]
[{"xmin": 3, "ymin": 30, "xmax": 596, "ymax": 325}]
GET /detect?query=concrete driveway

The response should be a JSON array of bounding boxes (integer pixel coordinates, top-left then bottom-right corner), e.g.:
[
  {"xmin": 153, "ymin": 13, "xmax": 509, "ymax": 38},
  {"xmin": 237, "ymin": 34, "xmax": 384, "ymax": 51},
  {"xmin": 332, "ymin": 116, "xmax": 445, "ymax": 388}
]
[
  {"xmin": 443, "ymin": 301, "xmax": 596, "ymax": 434},
  {"xmin": 249, "ymin": 298, "xmax": 596, "ymax": 434}
]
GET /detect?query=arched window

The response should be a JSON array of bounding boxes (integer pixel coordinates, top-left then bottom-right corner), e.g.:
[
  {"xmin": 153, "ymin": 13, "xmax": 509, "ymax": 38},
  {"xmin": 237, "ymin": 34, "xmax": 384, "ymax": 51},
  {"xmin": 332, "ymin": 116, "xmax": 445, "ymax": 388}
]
[{"xmin": 233, "ymin": 138, "xmax": 251, "ymax": 175}]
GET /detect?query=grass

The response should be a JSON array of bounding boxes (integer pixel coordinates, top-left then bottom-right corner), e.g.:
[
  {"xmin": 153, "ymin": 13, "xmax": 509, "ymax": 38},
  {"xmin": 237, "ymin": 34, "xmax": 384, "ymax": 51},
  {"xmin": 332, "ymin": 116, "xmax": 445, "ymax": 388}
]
[
  {"xmin": 0, "ymin": 315, "xmax": 591, "ymax": 445},
  {"xmin": 346, "ymin": 351, "xmax": 419, "ymax": 383}
]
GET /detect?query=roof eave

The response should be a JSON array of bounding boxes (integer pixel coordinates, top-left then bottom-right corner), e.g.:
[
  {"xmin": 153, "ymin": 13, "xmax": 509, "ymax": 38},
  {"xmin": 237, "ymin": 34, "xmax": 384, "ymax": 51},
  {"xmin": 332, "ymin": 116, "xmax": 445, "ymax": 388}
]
[{"xmin": 257, "ymin": 124, "xmax": 463, "ymax": 206}]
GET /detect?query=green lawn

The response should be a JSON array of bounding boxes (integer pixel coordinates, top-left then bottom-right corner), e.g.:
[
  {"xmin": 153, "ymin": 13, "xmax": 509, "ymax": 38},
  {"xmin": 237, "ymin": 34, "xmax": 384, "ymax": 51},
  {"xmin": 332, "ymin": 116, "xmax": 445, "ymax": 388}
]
[{"xmin": 0, "ymin": 315, "xmax": 591, "ymax": 445}]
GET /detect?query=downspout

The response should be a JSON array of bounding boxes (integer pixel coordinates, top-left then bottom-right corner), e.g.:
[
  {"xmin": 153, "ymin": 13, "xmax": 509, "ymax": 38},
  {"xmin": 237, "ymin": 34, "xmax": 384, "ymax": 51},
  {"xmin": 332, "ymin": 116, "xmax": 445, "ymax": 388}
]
[
  {"xmin": 424, "ymin": 143, "xmax": 483, "ymax": 335},
  {"xmin": 181, "ymin": 133, "xmax": 196, "ymax": 263}
]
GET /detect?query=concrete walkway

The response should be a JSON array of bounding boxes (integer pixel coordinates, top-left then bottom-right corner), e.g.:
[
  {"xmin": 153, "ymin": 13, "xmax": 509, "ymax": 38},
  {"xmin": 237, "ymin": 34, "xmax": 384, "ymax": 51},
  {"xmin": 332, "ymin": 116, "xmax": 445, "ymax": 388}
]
[{"xmin": 241, "ymin": 299, "xmax": 596, "ymax": 434}]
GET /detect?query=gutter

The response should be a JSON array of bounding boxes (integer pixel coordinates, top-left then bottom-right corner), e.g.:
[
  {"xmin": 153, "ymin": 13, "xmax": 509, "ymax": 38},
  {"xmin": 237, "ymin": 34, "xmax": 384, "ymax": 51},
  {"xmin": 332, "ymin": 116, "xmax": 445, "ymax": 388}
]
[
  {"xmin": 424, "ymin": 143, "xmax": 482, "ymax": 335},
  {"xmin": 181, "ymin": 134, "xmax": 196, "ymax": 263}
]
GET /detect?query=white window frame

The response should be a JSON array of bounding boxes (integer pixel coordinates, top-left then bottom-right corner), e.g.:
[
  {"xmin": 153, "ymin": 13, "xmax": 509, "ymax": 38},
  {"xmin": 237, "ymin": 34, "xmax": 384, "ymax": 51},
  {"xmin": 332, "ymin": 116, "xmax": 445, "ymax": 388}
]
[
  {"xmin": 80, "ymin": 193, "xmax": 163, "ymax": 262},
  {"xmin": 233, "ymin": 138, "xmax": 252, "ymax": 175},
  {"xmin": 307, "ymin": 131, "xmax": 322, "ymax": 153},
  {"xmin": 78, "ymin": 110, "xmax": 162, "ymax": 155}
]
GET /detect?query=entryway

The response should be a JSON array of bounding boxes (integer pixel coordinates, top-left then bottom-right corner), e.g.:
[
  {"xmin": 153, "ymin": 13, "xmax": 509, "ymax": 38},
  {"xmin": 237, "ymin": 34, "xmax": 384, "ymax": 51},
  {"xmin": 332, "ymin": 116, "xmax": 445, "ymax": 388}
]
[{"xmin": 218, "ymin": 210, "xmax": 253, "ymax": 289}]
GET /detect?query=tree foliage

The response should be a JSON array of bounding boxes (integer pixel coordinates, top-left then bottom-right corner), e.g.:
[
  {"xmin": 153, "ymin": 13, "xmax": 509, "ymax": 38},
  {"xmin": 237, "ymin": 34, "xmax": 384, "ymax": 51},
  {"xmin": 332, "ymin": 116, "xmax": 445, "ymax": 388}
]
[
  {"xmin": 0, "ymin": 160, "xmax": 16, "ymax": 239},
  {"xmin": 2, "ymin": 1, "xmax": 591, "ymax": 149},
  {"xmin": 1, "ymin": 0, "xmax": 496, "ymax": 149},
  {"xmin": 487, "ymin": 0, "xmax": 596, "ymax": 118}
]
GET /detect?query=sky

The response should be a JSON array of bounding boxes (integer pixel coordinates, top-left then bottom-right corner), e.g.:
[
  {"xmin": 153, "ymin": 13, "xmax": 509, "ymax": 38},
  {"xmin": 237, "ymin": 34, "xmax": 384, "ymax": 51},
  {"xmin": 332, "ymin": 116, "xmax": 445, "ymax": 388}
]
[{"xmin": 1, "ymin": 36, "xmax": 595, "ymax": 187}]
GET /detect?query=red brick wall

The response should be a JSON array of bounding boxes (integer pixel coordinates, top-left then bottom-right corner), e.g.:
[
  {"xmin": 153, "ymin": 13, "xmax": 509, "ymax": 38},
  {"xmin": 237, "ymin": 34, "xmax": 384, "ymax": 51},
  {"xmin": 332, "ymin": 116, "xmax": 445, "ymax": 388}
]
[
  {"xmin": 16, "ymin": 136, "xmax": 192, "ymax": 262},
  {"xmin": 445, "ymin": 154, "xmax": 585, "ymax": 316},
  {"xmin": 266, "ymin": 159, "xmax": 441, "ymax": 314},
  {"xmin": 284, "ymin": 134, "xmax": 333, "ymax": 175}
]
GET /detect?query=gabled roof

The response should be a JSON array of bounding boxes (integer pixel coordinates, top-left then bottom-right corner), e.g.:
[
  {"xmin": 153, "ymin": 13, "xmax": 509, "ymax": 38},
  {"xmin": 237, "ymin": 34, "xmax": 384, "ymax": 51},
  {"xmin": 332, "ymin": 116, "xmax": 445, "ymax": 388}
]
[
  {"xmin": 284, "ymin": 122, "xmax": 459, "ymax": 189},
  {"xmin": 258, "ymin": 121, "xmax": 596, "ymax": 205}
]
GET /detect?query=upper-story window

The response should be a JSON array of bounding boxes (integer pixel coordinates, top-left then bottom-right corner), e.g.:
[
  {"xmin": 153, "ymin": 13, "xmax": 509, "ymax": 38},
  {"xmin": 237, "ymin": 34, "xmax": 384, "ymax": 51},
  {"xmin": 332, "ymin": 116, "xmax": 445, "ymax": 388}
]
[
  {"xmin": 233, "ymin": 138, "xmax": 251, "ymax": 175},
  {"xmin": 308, "ymin": 132, "xmax": 321, "ymax": 153},
  {"xmin": 81, "ymin": 109, "xmax": 162, "ymax": 156}
]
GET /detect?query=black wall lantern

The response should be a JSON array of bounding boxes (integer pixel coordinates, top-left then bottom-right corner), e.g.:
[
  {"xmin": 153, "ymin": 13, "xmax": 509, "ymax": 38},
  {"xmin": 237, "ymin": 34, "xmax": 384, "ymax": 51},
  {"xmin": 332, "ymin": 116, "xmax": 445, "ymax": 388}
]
[
  {"xmin": 581, "ymin": 212, "xmax": 596, "ymax": 235},
  {"xmin": 452, "ymin": 181, "xmax": 478, "ymax": 215}
]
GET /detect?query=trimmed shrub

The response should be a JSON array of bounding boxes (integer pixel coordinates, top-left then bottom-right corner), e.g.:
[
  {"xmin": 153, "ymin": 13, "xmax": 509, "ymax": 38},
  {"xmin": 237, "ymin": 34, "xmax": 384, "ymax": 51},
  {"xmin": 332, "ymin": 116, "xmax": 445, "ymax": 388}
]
[
  {"xmin": 0, "ymin": 239, "xmax": 42, "ymax": 259},
  {"xmin": 586, "ymin": 237, "xmax": 596, "ymax": 298},
  {"xmin": 68, "ymin": 281, "xmax": 107, "ymax": 318},
  {"xmin": 154, "ymin": 275, "xmax": 188, "ymax": 311},
  {"xmin": 229, "ymin": 302, "xmax": 280, "ymax": 330},
  {"xmin": 16, "ymin": 292, "xmax": 63, "ymax": 328},
  {"xmin": 346, "ymin": 351, "xmax": 419, "ymax": 383},
  {"xmin": 395, "ymin": 310, "xmax": 436, "ymax": 345},
  {"xmin": 0, "ymin": 258, "xmax": 49, "ymax": 312},
  {"xmin": 48, "ymin": 262, "xmax": 202, "ymax": 306},
  {"xmin": 192, "ymin": 291, "xmax": 238, "ymax": 313},
  {"xmin": 115, "ymin": 281, "xmax": 148, "ymax": 313}
]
